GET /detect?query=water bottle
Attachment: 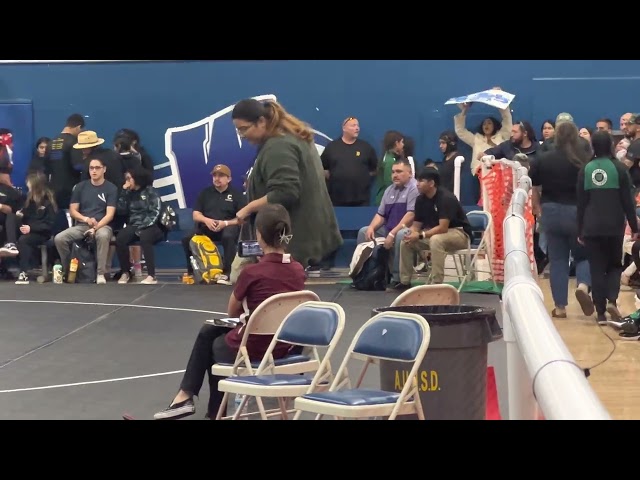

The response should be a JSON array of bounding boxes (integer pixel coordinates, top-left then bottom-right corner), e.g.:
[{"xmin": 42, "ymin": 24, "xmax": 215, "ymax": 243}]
[
  {"xmin": 233, "ymin": 393, "xmax": 247, "ymax": 419},
  {"xmin": 53, "ymin": 264, "xmax": 63, "ymax": 284}
]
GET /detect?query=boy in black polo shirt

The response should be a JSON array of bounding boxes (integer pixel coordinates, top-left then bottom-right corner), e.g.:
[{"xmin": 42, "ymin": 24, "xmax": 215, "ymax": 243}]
[
  {"xmin": 388, "ymin": 167, "xmax": 471, "ymax": 290},
  {"xmin": 182, "ymin": 164, "xmax": 245, "ymax": 285}
]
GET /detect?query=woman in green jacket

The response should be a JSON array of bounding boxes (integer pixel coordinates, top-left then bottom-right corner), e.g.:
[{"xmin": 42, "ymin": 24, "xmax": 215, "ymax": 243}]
[{"xmin": 231, "ymin": 98, "xmax": 343, "ymax": 269}]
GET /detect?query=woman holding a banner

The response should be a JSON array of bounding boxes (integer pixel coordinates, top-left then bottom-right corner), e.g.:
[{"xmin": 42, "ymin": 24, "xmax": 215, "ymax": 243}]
[{"xmin": 451, "ymin": 87, "xmax": 514, "ymax": 177}]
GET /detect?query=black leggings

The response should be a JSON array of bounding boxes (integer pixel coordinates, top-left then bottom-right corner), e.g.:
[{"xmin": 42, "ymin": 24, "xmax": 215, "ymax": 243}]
[
  {"xmin": 17, "ymin": 233, "xmax": 49, "ymax": 272},
  {"xmin": 584, "ymin": 236, "xmax": 624, "ymax": 315},
  {"xmin": 115, "ymin": 225, "xmax": 164, "ymax": 277},
  {"xmin": 0, "ymin": 212, "xmax": 17, "ymax": 244},
  {"xmin": 179, "ymin": 324, "xmax": 237, "ymax": 417}
]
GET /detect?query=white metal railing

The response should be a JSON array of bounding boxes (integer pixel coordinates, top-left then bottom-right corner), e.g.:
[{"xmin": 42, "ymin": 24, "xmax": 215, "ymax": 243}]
[{"xmin": 483, "ymin": 155, "xmax": 611, "ymax": 420}]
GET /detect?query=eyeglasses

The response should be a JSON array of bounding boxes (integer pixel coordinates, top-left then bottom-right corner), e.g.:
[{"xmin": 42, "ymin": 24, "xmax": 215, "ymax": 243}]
[
  {"xmin": 236, "ymin": 123, "xmax": 255, "ymax": 136},
  {"xmin": 343, "ymin": 116, "xmax": 357, "ymax": 126},
  {"xmin": 89, "ymin": 166, "xmax": 103, "ymax": 170}
]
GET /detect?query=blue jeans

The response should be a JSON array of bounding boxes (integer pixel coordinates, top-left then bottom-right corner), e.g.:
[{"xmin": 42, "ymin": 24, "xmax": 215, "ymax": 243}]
[
  {"xmin": 541, "ymin": 202, "xmax": 591, "ymax": 307},
  {"xmin": 357, "ymin": 226, "xmax": 409, "ymax": 283}
]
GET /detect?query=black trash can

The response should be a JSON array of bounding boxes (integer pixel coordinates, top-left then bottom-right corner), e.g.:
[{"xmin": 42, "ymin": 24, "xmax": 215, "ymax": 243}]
[{"xmin": 374, "ymin": 304, "xmax": 502, "ymax": 420}]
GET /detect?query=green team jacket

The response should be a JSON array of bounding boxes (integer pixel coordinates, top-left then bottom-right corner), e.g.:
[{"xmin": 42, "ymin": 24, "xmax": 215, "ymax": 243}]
[{"xmin": 246, "ymin": 133, "xmax": 343, "ymax": 267}]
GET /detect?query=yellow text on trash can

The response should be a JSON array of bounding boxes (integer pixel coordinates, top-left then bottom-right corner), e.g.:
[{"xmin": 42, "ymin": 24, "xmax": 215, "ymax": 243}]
[{"xmin": 394, "ymin": 369, "xmax": 440, "ymax": 392}]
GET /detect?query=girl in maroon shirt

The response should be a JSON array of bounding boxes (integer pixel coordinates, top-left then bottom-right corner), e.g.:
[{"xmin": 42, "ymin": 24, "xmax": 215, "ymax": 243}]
[{"xmin": 154, "ymin": 203, "xmax": 306, "ymax": 420}]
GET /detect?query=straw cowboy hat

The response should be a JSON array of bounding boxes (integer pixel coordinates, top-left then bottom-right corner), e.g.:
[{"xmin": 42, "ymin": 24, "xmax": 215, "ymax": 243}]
[{"xmin": 73, "ymin": 131, "xmax": 105, "ymax": 149}]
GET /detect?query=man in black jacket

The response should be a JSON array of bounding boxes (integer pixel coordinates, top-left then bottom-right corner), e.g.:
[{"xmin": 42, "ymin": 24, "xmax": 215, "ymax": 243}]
[{"xmin": 577, "ymin": 131, "xmax": 638, "ymax": 325}]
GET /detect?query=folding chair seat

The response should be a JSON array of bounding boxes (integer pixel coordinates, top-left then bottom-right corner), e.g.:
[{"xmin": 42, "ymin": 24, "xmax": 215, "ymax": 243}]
[
  {"xmin": 293, "ymin": 310, "xmax": 431, "ymax": 420},
  {"xmin": 210, "ymin": 290, "xmax": 321, "ymax": 418},
  {"xmin": 217, "ymin": 301, "xmax": 345, "ymax": 420}
]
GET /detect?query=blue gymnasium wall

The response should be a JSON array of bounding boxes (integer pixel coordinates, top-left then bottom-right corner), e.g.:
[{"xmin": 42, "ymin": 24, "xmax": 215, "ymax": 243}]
[{"xmin": 0, "ymin": 60, "xmax": 637, "ymax": 209}]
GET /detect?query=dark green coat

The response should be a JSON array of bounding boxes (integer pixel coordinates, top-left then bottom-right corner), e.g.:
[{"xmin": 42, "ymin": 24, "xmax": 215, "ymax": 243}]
[{"xmin": 246, "ymin": 134, "xmax": 343, "ymax": 267}]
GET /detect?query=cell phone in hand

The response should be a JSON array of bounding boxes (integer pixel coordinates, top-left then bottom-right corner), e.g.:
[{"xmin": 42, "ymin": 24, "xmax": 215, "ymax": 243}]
[{"xmin": 238, "ymin": 240, "xmax": 264, "ymax": 258}]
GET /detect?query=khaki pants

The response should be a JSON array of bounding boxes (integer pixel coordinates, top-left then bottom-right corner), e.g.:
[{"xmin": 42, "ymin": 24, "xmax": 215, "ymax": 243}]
[
  {"xmin": 399, "ymin": 228, "xmax": 469, "ymax": 284},
  {"xmin": 54, "ymin": 225, "xmax": 113, "ymax": 276}
]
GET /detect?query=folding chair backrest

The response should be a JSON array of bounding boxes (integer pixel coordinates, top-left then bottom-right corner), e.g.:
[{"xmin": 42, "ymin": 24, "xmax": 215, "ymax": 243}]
[
  {"xmin": 276, "ymin": 301, "xmax": 345, "ymax": 348},
  {"xmin": 245, "ymin": 290, "xmax": 320, "ymax": 336},
  {"xmin": 391, "ymin": 284, "xmax": 460, "ymax": 307},
  {"xmin": 352, "ymin": 312, "xmax": 430, "ymax": 362},
  {"xmin": 466, "ymin": 210, "xmax": 491, "ymax": 247}
]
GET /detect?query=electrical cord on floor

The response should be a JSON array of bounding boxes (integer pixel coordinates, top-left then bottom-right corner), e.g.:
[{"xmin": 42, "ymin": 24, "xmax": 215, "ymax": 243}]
[
  {"xmin": 530, "ymin": 318, "xmax": 617, "ymax": 402},
  {"xmin": 330, "ymin": 284, "xmax": 348, "ymax": 303}
]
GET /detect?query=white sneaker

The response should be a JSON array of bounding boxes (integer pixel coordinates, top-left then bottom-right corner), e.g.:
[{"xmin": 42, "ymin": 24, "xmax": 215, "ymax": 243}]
[
  {"xmin": 216, "ymin": 275, "xmax": 232, "ymax": 286},
  {"xmin": 118, "ymin": 273, "xmax": 130, "ymax": 284},
  {"xmin": 96, "ymin": 274, "xmax": 107, "ymax": 285},
  {"xmin": 15, "ymin": 272, "xmax": 29, "ymax": 285},
  {"xmin": 140, "ymin": 275, "xmax": 157, "ymax": 284}
]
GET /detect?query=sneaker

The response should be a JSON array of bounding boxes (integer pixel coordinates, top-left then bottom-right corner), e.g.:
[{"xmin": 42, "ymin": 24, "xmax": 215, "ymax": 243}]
[
  {"xmin": 140, "ymin": 276, "xmax": 157, "ymax": 285},
  {"xmin": 118, "ymin": 272, "xmax": 130, "ymax": 285},
  {"xmin": 216, "ymin": 274, "xmax": 232, "ymax": 286},
  {"xmin": 385, "ymin": 281, "xmax": 412, "ymax": 293},
  {"xmin": 575, "ymin": 284, "xmax": 595, "ymax": 316},
  {"xmin": 182, "ymin": 273, "xmax": 195, "ymax": 285},
  {"xmin": 15, "ymin": 272, "xmax": 29, "ymax": 285},
  {"xmin": 0, "ymin": 243, "xmax": 18, "ymax": 257},
  {"xmin": 153, "ymin": 398, "xmax": 196, "ymax": 420},
  {"xmin": 96, "ymin": 274, "xmax": 106, "ymax": 285},
  {"xmin": 619, "ymin": 312, "xmax": 640, "ymax": 340},
  {"xmin": 596, "ymin": 314, "xmax": 608, "ymax": 325},
  {"xmin": 606, "ymin": 302, "xmax": 623, "ymax": 324}
]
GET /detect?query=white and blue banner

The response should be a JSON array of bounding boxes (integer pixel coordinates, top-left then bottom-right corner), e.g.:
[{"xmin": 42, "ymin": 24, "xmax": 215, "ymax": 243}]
[{"xmin": 445, "ymin": 89, "xmax": 515, "ymax": 110}]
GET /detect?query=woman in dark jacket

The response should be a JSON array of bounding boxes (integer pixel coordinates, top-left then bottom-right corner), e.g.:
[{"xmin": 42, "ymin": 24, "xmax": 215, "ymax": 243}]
[
  {"xmin": 15, "ymin": 172, "xmax": 57, "ymax": 284},
  {"xmin": 231, "ymin": 98, "xmax": 342, "ymax": 270},
  {"xmin": 577, "ymin": 130, "xmax": 638, "ymax": 324},
  {"xmin": 115, "ymin": 166, "xmax": 164, "ymax": 285}
]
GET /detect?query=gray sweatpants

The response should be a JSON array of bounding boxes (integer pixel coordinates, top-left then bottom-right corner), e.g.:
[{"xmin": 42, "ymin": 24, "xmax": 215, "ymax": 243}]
[{"xmin": 54, "ymin": 225, "xmax": 113, "ymax": 276}]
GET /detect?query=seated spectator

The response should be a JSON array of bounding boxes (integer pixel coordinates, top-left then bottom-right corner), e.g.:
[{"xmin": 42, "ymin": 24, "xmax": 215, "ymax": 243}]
[
  {"xmin": 621, "ymin": 215, "xmax": 640, "ymax": 287},
  {"xmin": 27, "ymin": 137, "xmax": 51, "ymax": 177},
  {"xmin": 115, "ymin": 167, "xmax": 164, "ymax": 285},
  {"xmin": 389, "ymin": 167, "xmax": 472, "ymax": 291},
  {"xmin": 182, "ymin": 164, "xmax": 244, "ymax": 286},
  {"xmin": 154, "ymin": 203, "xmax": 306, "ymax": 420},
  {"xmin": 14, "ymin": 172, "xmax": 57, "ymax": 284},
  {"xmin": 0, "ymin": 142, "xmax": 23, "ymax": 258},
  {"xmin": 357, "ymin": 158, "xmax": 418, "ymax": 285},
  {"xmin": 54, "ymin": 158, "xmax": 117, "ymax": 284}
]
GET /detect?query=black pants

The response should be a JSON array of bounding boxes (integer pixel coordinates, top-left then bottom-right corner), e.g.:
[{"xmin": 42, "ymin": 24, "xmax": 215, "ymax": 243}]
[
  {"xmin": 115, "ymin": 225, "xmax": 164, "ymax": 277},
  {"xmin": 179, "ymin": 324, "xmax": 237, "ymax": 417},
  {"xmin": 182, "ymin": 226, "xmax": 239, "ymax": 276},
  {"xmin": 584, "ymin": 236, "xmax": 624, "ymax": 315},
  {"xmin": 17, "ymin": 233, "xmax": 49, "ymax": 272},
  {"xmin": 0, "ymin": 212, "xmax": 17, "ymax": 244}
]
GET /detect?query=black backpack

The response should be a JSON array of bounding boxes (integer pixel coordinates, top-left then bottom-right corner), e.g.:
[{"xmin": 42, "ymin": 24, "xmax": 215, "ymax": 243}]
[{"xmin": 350, "ymin": 240, "xmax": 390, "ymax": 291}]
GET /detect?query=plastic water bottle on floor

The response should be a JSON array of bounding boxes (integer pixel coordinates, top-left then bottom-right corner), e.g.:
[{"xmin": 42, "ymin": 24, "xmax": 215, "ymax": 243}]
[{"xmin": 233, "ymin": 393, "xmax": 247, "ymax": 420}]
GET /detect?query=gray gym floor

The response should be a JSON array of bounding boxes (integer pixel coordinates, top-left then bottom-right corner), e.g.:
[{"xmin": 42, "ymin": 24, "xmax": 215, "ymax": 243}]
[{"xmin": 0, "ymin": 283, "xmax": 506, "ymax": 420}]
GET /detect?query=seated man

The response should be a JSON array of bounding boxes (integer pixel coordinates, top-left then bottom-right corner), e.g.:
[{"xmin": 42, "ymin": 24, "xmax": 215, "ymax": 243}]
[
  {"xmin": 357, "ymin": 158, "xmax": 418, "ymax": 285},
  {"xmin": 182, "ymin": 164, "xmax": 245, "ymax": 286},
  {"xmin": 0, "ymin": 144, "xmax": 23, "ymax": 257},
  {"xmin": 54, "ymin": 157, "xmax": 117, "ymax": 284},
  {"xmin": 389, "ymin": 167, "xmax": 472, "ymax": 291}
]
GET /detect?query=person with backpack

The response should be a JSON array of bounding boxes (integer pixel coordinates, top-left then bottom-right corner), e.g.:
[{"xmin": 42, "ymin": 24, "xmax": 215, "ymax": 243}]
[
  {"xmin": 114, "ymin": 166, "xmax": 165, "ymax": 285},
  {"xmin": 181, "ymin": 164, "xmax": 245, "ymax": 286},
  {"xmin": 351, "ymin": 158, "xmax": 418, "ymax": 289}
]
